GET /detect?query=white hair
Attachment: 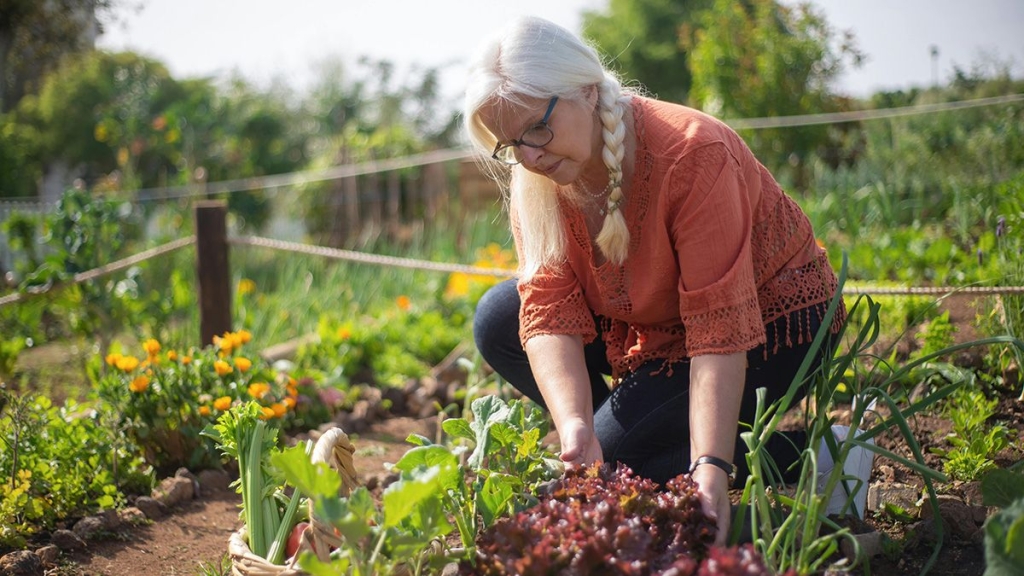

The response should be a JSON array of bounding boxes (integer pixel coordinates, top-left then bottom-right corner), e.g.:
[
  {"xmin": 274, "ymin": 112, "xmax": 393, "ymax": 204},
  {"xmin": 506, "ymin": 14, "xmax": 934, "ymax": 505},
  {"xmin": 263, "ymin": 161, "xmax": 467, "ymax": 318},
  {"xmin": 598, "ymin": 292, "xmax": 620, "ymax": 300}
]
[{"xmin": 463, "ymin": 16, "xmax": 632, "ymax": 279}]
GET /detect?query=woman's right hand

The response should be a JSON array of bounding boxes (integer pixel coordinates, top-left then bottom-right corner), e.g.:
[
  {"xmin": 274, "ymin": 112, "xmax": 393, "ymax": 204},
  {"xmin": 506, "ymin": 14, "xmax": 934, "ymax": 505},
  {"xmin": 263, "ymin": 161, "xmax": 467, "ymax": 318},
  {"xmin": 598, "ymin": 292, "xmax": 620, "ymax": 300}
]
[{"xmin": 557, "ymin": 418, "xmax": 603, "ymax": 466}]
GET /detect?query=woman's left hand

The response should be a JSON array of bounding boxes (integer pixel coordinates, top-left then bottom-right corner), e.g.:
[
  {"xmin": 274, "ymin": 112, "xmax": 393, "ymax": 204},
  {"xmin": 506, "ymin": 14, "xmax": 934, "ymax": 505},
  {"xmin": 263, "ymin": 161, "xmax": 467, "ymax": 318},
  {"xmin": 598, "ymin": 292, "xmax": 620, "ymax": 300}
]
[{"xmin": 691, "ymin": 465, "xmax": 732, "ymax": 547}]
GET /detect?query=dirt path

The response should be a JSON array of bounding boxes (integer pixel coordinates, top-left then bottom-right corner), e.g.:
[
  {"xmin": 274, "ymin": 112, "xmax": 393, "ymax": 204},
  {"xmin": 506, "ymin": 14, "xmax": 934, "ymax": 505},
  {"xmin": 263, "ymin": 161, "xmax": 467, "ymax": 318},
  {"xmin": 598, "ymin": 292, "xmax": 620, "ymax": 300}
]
[{"xmin": 61, "ymin": 417, "xmax": 437, "ymax": 576}]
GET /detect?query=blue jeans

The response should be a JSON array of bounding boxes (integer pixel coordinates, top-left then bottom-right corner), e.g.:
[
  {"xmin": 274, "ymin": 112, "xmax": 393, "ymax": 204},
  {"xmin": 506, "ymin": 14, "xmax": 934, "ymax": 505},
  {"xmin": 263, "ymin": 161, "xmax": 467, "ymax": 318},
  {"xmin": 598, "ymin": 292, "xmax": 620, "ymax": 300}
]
[{"xmin": 473, "ymin": 279, "xmax": 829, "ymax": 485}]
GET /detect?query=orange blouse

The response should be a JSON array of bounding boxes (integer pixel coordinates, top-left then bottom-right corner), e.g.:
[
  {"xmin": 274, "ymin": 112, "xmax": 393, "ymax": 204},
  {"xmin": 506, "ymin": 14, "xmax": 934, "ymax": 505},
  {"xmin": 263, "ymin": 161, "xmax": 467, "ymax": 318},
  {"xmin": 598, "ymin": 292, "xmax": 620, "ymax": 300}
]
[{"xmin": 514, "ymin": 97, "xmax": 845, "ymax": 379}]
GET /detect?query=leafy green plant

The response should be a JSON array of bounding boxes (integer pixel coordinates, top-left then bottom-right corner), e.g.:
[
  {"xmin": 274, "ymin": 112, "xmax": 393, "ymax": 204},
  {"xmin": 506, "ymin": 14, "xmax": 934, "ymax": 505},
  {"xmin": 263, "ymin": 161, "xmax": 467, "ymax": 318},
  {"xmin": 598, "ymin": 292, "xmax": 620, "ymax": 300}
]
[
  {"xmin": 733, "ymin": 255, "xmax": 1024, "ymax": 575},
  {"xmin": 935, "ymin": 386, "xmax": 1010, "ymax": 481},
  {"xmin": 0, "ymin": 388, "xmax": 152, "ymax": 548}
]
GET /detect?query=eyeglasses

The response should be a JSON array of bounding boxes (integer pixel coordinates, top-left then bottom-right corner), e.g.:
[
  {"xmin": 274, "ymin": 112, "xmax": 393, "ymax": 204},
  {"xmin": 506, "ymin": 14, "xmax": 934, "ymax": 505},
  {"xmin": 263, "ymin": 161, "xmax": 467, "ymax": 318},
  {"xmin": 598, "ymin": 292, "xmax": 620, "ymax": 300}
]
[{"xmin": 491, "ymin": 96, "xmax": 558, "ymax": 165}]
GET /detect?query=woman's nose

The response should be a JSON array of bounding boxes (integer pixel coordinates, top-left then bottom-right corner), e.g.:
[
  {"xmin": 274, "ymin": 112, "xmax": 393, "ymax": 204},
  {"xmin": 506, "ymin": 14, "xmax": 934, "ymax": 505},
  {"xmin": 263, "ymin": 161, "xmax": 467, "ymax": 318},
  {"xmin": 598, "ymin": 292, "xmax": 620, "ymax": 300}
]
[{"xmin": 519, "ymin": 145, "xmax": 545, "ymax": 167}]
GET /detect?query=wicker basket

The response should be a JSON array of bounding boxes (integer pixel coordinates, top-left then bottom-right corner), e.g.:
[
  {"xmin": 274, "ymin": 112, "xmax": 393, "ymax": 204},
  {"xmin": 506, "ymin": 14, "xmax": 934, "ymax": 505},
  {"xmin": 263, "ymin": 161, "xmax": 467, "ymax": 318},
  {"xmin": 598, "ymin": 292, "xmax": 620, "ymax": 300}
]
[{"xmin": 227, "ymin": 427, "xmax": 359, "ymax": 576}]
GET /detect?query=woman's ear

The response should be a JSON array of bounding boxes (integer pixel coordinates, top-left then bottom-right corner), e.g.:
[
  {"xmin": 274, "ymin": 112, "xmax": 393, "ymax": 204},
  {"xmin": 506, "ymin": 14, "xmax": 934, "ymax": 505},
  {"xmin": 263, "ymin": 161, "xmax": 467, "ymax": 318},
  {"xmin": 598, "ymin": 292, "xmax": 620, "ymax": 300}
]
[{"xmin": 586, "ymin": 84, "xmax": 600, "ymax": 108}]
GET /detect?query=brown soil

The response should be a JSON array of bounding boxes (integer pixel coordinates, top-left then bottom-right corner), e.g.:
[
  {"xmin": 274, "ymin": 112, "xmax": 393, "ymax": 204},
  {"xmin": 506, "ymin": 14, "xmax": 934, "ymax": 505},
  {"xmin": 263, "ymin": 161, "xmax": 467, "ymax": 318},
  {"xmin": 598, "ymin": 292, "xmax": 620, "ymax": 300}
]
[{"xmin": 56, "ymin": 417, "xmax": 438, "ymax": 576}]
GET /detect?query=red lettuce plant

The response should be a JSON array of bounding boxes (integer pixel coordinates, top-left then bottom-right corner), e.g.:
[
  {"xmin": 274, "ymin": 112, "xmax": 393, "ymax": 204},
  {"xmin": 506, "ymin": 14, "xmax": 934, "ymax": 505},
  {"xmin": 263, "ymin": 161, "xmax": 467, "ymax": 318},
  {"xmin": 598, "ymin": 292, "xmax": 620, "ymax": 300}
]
[{"xmin": 462, "ymin": 463, "xmax": 787, "ymax": 575}]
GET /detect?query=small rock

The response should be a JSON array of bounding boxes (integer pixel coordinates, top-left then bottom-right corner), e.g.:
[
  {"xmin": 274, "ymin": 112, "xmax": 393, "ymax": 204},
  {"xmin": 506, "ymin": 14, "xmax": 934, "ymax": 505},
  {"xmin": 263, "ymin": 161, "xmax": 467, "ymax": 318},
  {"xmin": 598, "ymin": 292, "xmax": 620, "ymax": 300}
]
[
  {"xmin": 176, "ymin": 467, "xmax": 202, "ymax": 496},
  {"xmin": 34, "ymin": 545, "xmax": 59, "ymax": 567},
  {"xmin": 867, "ymin": 481, "xmax": 920, "ymax": 514},
  {"xmin": 49, "ymin": 529, "xmax": 85, "ymax": 551},
  {"xmin": 118, "ymin": 506, "xmax": 147, "ymax": 525},
  {"xmin": 134, "ymin": 496, "xmax": 168, "ymax": 519},
  {"xmin": 197, "ymin": 469, "xmax": 232, "ymax": 493},
  {"xmin": 0, "ymin": 550, "xmax": 42, "ymax": 576},
  {"xmin": 72, "ymin": 515, "xmax": 106, "ymax": 540},
  {"xmin": 919, "ymin": 495, "xmax": 979, "ymax": 540},
  {"xmin": 440, "ymin": 561, "xmax": 460, "ymax": 576},
  {"xmin": 153, "ymin": 475, "xmax": 194, "ymax": 508},
  {"xmin": 98, "ymin": 508, "xmax": 121, "ymax": 530},
  {"xmin": 877, "ymin": 464, "xmax": 896, "ymax": 483},
  {"xmin": 840, "ymin": 531, "xmax": 885, "ymax": 562}
]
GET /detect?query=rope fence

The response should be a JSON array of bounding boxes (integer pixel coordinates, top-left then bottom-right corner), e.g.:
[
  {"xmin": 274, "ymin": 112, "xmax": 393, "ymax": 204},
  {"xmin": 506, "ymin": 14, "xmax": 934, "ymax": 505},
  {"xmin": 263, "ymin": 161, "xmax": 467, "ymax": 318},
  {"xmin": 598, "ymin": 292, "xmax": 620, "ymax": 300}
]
[{"xmin": 2, "ymin": 232, "xmax": 1023, "ymax": 313}]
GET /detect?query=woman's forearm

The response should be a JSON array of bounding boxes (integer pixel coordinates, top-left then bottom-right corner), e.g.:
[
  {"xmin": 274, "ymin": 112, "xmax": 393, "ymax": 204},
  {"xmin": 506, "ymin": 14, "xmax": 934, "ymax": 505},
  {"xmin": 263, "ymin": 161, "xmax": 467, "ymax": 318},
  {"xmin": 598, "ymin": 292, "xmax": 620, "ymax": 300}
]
[
  {"xmin": 523, "ymin": 333, "xmax": 593, "ymax": 431},
  {"xmin": 689, "ymin": 352, "xmax": 747, "ymax": 466}
]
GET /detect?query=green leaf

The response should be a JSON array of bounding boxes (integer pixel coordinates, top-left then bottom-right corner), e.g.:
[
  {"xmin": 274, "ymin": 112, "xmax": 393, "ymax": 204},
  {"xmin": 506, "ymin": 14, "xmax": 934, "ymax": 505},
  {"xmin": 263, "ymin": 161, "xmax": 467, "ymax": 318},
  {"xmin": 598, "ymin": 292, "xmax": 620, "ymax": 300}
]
[
  {"xmin": 271, "ymin": 445, "xmax": 341, "ymax": 501},
  {"xmin": 442, "ymin": 418, "xmax": 474, "ymax": 441},
  {"xmin": 490, "ymin": 422, "xmax": 519, "ymax": 448},
  {"xmin": 984, "ymin": 497, "xmax": 1024, "ymax": 575},
  {"xmin": 393, "ymin": 446, "xmax": 462, "ymax": 491},
  {"xmin": 982, "ymin": 469, "xmax": 1024, "ymax": 508},
  {"xmin": 405, "ymin": 433, "xmax": 433, "ymax": 446},
  {"xmin": 313, "ymin": 487, "xmax": 375, "ymax": 542},
  {"xmin": 476, "ymin": 473, "xmax": 520, "ymax": 528},
  {"xmin": 383, "ymin": 466, "xmax": 442, "ymax": 528}
]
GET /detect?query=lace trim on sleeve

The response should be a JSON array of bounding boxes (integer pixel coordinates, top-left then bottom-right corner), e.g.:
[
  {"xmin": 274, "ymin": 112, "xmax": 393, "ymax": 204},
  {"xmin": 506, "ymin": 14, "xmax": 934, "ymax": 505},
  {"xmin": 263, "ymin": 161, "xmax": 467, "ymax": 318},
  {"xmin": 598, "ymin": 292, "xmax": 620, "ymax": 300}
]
[
  {"xmin": 680, "ymin": 295, "xmax": 767, "ymax": 356},
  {"xmin": 518, "ymin": 281, "xmax": 597, "ymax": 346}
]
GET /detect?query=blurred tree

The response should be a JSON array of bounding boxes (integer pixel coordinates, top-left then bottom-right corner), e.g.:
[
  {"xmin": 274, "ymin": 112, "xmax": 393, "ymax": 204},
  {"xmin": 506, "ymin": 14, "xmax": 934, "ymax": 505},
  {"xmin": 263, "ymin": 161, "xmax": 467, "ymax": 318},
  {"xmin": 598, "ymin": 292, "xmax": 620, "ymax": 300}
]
[
  {"xmin": 0, "ymin": 0, "xmax": 119, "ymax": 113},
  {"xmin": 582, "ymin": 0, "xmax": 713, "ymax": 103},
  {"xmin": 32, "ymin": 50, "xmax": 179, "ymax": 191},
  {"xmin": 684, "ymin": 0, "xmax": 862, "ymax": 191}
]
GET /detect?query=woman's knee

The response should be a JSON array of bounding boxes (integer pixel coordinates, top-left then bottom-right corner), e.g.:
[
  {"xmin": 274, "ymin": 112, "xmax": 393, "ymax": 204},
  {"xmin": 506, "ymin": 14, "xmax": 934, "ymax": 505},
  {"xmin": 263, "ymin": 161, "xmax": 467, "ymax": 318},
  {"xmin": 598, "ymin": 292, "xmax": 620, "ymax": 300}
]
[{"xmin": 473, "ymin": 279, "xmax": 520, "ymax": 359}]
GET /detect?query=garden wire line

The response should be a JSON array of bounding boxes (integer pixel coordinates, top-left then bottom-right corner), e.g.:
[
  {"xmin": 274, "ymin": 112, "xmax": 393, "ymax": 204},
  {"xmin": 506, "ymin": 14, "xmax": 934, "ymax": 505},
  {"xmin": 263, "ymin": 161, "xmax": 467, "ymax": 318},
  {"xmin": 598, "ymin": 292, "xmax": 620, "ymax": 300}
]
[{"xmin": 3, "ymin": 235, "xmax": 1023, "ymax": 311}]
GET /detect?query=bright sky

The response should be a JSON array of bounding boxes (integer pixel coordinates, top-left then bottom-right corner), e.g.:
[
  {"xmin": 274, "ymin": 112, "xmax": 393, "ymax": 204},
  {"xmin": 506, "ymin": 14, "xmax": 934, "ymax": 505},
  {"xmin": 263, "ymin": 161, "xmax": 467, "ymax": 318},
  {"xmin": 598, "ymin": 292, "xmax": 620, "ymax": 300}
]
[{"xmin": 97, "ymin": 0, "xmax": 1024, "ymax": 104}]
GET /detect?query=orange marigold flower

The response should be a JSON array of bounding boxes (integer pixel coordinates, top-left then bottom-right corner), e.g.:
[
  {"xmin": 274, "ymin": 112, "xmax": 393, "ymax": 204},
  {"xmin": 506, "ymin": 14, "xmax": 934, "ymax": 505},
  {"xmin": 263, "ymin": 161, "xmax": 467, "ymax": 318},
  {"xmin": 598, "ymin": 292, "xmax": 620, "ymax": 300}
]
[
  {"xmin": 198, "ymin": 406, "xmax": 211, "ymax": 416},
  {"xmin": 336, "ymin": 326, "xmax": 352, "ymax": 340},
  {"xmin": 237, "ymin": 330, "xmax": 252, "ymax": 344},
  {"xmin": 234, "ymin": 357, "xmax": 252, "ymax": 373},
  {"xmin": 259, "ymin": 406, "xmax": 275, "ymax": 420},
  {"xmin": 142, "ymin": 338, "xmax": 161, "ymax": 357},
  {"xmin": 396, "ymin": 295, "xmax": 411, "ymax": 310},
  {"xmin": 167, "ymin": 350, "xmax": 178, "ymax": 361},
  {"xmin": 213, "ymin": 334, "xmax": 233, "ymax": 354},
  {"xmin": 271, "ymin": 403, "xmax": 287, "ymax": 418},
  {"xmin": 248, "ymin": 382, "xmax": 271, "ymax": 399},
  {"xmin": 286, "ymin": 385, "xmax": 299, "ymax": 398},
  {"xmin": 116, "ymin": 355, "xmax": 140, "ymax": 372},
  {"xmin": 815, "ymin": 237, "xmax": 826, "ymax": 249},
  {"xmin": 282, "ymin": 397, "xmax": 296, "ymax": 409},
  {"xmin": 213, "ymin": 396, "xmax": 232, "ymax": 411},
  {"xmin": 181, "ymin": 355, "xmax": 193, "ymax": 364},
  {"xmin": 129, "ymin": 375, "xmax": 150, "ymax": 393},
  {"xmin": 214, "ymin": 360, "xmax": 232, "ymax": 377},
  {"xmin": 105, "ymin": 352, "xmax": 123, "ymax": 366}
]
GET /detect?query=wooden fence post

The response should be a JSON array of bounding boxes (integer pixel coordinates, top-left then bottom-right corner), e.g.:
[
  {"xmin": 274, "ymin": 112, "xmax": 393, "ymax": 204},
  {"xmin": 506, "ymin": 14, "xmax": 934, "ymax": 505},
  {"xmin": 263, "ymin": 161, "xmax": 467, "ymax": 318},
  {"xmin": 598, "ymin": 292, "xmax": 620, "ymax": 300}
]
[{"xmin": 195, "ymin": 201, "xmax": 232, "ymax": 347}]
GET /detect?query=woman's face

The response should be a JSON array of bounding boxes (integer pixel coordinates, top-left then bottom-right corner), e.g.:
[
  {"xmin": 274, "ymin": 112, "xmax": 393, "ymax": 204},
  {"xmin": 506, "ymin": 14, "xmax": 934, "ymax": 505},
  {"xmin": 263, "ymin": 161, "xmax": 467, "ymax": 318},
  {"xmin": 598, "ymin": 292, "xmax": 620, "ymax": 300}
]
[{"xmin": 479, "ymin": 90, "xmax": 602, "ymax": 186}]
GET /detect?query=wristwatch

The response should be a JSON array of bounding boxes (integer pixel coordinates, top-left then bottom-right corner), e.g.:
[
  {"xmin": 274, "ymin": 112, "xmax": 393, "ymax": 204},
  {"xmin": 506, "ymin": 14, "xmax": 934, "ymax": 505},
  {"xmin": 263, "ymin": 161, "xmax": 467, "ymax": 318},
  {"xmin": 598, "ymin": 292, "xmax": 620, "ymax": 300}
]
[{"xmin": 689, "ymin": 455, "xmax": 737, "ymax": 484}]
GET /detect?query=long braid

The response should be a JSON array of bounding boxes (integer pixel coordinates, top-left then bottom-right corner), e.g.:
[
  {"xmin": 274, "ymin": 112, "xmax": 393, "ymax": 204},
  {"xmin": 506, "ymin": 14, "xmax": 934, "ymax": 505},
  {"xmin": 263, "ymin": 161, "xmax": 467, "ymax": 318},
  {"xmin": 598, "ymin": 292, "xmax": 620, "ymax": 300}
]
[{"xmin": 594, "ymin": 77, "xmax": 629, "ymax": 264}]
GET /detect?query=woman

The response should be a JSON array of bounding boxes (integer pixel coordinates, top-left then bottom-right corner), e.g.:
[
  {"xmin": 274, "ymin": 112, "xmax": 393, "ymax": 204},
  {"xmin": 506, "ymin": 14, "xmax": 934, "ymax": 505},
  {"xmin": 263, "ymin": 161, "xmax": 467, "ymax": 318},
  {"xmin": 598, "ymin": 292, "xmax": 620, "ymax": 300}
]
[{"xmin": 465, "ymin": 16, "xmax": 867, "ymax": 543}]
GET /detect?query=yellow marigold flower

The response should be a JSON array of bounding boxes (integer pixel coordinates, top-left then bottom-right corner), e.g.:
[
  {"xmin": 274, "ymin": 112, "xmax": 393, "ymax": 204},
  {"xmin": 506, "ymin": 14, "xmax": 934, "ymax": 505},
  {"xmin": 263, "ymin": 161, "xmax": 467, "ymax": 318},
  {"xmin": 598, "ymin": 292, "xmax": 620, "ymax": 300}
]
[
  {"xmin": 282, "ymin": 397, "xmax": 296, "ymax": 409},
  {"xmin": 167, "ymin": 350, "xmax": 178, "ymax": 361},
  {"xmin": 213, "ymin": 334, "xmax": 234, "ymax": 354},
  {"xmin": 248, "ymin": 382, "xmax": 270, "ymax": 399},
  {"xmin": 198, "ymin": 406, "xmax": 211, "ymax": 416},
  {"xmin": 336, "ymin": 326, "xmax": 352, "ymax": 340},
  {"xmin": 105, "ymin": 352, "xmax": 123, "ymax": 366},
  {"xmin": 129, "ymin": 375, "xmax": 150, "ymax": 393},
  {"xmin": 396, "ymin": 295, "xmax": 411, "ymax": 311},
  {"xmin": 259, "ymin": 406, "xmax": 275, "ymax": 420},
  {"xmin": 234, "ymin": 357, "xmax": 252, "ymax": 373},
  {"xmin": 116, "ymin": 355, "xmax": 140, "ymax": 372},
  {"xmin": 142, "ymin": 338, "xmax": 161, "ymax": 357},
  {"xmin": 445, "ymin": 272, "xmax": 470, "ymax": 298},
  {"xmin": 237, "ymin": 278, "xmax": 256, "ymax": 296},
  {"xmin": 237, "ymin": 329, "xmax": 252, "ymax": 344},
  {"xmin": 213, "ymin": 396, "xmax": 232, "ymax": 411},
  {"xmin": 271, "ymin": 403, "xmax": 287, "ymax": 418},
  {"xmin": 214, "ymin": 360, "xmax": 232, "ymax": 377}
]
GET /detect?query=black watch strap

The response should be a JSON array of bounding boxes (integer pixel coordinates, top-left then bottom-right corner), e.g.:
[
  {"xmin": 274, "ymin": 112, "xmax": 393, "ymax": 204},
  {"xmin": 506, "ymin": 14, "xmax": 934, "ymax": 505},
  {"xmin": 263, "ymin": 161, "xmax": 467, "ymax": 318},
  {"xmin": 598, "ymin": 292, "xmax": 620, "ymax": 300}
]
[{"xmin": 689, "ymin": 455, "xmax": 737, "ymax": 483}]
